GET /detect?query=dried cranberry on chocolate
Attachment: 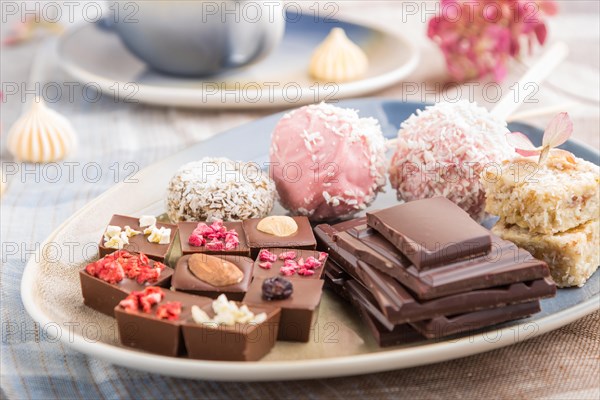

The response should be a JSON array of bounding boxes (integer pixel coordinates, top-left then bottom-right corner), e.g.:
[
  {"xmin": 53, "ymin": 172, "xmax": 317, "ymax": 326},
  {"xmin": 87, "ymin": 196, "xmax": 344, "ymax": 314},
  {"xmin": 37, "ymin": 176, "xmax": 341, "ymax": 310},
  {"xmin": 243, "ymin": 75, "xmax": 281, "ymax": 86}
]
[{"xmin": 262, "ymin": 276, "xmax": 293, "ymax": 301}]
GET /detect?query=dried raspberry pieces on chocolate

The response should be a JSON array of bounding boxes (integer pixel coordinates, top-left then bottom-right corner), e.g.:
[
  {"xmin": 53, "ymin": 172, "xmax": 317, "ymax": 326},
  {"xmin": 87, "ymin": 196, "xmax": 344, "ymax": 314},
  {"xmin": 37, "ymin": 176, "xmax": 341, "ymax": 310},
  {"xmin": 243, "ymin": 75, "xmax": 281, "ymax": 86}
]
[
  {"xmin": 188, "ymin": 234, "xmax": 206, "ymax": 247},
  {"xmin": 119, "ymin": 286, "xmax": 165, "ymax": 313},
  {"xmin": 85, "ymin": 250, "xmax": 163, "ymax": 285},
  {"xmin": 258, "ymin": 261, "xmax": 273, "ymax": 270},
  {"xmin": 188, "ymin": 220, "xmax": 240, "ymax": 250},
  {"xmin": 278, "ymin": 251, "xmax": 297, "ymax": 260},
  {"xmin": 297, "ymin": 268, "xmax": 315, "ymax": 277},
  {"xmin": 303, "ymin": 256, "xmax": 322, "ymax": 270},
  {"xmin": 205, "ymin": 239, "xmax": 225, "ymax": 251},
  {"xmin": 279, "ymin": 265, "xmax": 296, "ymax": 276},
  {"xmin": 258, "ymin": 249, "xmax": 278, "ymax": 262},
  {"xmin": 156, "ymin": 301, "xmax": 182, "ymax": 321}
]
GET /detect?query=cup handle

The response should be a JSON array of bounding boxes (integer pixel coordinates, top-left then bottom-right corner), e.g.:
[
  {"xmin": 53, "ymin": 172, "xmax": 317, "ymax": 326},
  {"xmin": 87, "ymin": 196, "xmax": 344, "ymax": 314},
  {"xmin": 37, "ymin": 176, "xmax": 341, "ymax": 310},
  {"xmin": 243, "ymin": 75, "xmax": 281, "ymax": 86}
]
[{"xmin": 95, "ymin": 17, "xmax": 115, "ymax": 31}]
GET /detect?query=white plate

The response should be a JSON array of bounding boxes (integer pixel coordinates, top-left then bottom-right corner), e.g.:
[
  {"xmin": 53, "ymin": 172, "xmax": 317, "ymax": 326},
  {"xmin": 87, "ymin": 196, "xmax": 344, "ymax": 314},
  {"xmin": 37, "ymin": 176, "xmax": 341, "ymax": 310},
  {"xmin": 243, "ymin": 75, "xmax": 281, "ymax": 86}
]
[
  {"xmin": 21, "ymin": 99, "xmax": 599, "ymax": 381},
  {"xmin": 57, "ymin": 14, "xmax": 419, "ymax": 109}
]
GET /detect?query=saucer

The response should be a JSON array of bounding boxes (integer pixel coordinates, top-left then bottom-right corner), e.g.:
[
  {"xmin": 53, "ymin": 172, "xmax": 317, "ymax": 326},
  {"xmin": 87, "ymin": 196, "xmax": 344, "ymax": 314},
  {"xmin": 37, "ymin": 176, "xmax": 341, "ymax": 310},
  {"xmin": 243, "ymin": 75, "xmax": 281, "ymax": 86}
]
[{"xmin": 57, "ymin": 13, "xmax": 419, "ymax": 109}]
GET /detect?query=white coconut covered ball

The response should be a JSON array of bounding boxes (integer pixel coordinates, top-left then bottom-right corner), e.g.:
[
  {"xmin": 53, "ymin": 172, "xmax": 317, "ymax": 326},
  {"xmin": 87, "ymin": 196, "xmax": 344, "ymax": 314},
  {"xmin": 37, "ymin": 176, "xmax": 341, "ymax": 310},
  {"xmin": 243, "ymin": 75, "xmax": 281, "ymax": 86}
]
[
  {"xmin": 389, "ymin": 100, "xmax": 515, "ymax": 221},
  {"xmin": 166, "ymin": 157, "xmax": 276, "ymax": 222}
]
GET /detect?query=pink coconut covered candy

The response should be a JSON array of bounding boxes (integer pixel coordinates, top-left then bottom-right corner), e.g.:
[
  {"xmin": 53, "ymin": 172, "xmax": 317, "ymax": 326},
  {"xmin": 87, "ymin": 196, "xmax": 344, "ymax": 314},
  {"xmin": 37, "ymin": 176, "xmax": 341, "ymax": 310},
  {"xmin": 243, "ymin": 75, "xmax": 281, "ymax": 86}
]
[
  {"xmin": 389, "ymin": 101, "xmax": 514, "ymax": 222},
  {"xmin": 269, "ymin": 103, "xmax": 387, "ymax": 222}
]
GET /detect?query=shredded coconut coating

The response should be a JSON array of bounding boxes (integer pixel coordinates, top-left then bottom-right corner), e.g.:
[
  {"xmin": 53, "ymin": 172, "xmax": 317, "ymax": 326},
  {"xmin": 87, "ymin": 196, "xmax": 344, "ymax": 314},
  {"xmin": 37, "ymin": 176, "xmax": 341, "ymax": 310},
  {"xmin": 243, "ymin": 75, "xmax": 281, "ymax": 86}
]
[
  {"xmin": 166, "ymin": 157, "xmax": 276, "ymax": 222},
  {"xmin": 482, "ymin": 149, "xmax": 600, "ymax": 234},
  {"xmin": 389, "ymin": 100, "xmax": 514, "ymax": 221},
  {"xmin": 270, "ymin": 102, "xmax": 387, "ymax": 222}
]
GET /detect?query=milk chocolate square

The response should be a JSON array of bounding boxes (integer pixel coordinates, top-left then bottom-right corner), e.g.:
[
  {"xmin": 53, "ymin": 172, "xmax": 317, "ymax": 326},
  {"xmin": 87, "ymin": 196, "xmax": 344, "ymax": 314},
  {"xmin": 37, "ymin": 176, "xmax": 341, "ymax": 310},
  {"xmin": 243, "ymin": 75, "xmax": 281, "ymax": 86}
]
[
  {"xmin": 98, "ymin": 215, "xmax": 177, "ymax": 263},
  {"xmin": 79, "ymin": 253, "xmax": 173, "ymax": 317},
  {"xmin": 114, "ymin": 290, "xmax": 211, "ymax": 357},
  {"xmin": 171, "ymin": 254, "xmax": 254, "ymax": 301},
  {"xmin": 182, "ymin": 303, "xmax": 281, "ymax": 361},
  {"xmin": 177, "ymin": 221, "xmax": 250, "ymax": 257},
  {"xmin": 252, "ymin": 248, "xmax": 328, "ymax": 280},
  {"xmin": 243, "ymin": 277, "xmax": 324, "ymax": 342},
  {"xmin": 243, "ymin": 216, "xmax": 316, "ymax": 258},
  {"xmin": 366, "ymin": 197, "xmax": 491, "ymax": 269}
]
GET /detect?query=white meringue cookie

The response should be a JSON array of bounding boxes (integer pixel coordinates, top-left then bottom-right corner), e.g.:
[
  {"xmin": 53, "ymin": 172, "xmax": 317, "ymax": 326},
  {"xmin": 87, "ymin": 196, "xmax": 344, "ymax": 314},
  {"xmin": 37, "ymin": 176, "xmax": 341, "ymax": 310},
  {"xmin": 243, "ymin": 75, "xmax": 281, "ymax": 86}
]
[
  {"xmin": 309, "ymin": 28, "xmax": 369, "ymax": 82},
  {"xmin": 7, "ymin": 99, "xmax": 77, "ymax": 163}
]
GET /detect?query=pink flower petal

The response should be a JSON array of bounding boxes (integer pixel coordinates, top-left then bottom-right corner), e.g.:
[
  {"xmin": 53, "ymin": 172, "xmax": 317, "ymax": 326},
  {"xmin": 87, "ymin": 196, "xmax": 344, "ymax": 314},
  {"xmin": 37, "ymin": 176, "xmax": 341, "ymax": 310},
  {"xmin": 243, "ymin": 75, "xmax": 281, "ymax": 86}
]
[
  {"xmin": 534, "ymin": 23, "xmax": 547, "ymax": 45},
  {"xmin": 506, "ymin": 132, "xmax": 539, "ymax": 153},
  {"xmin": 542, "ymin": 112, "xmax": 572, "ymax": 149},
  {"xmin": 515, "ymin": 149, "xmax": 541, "ymax": 157}
]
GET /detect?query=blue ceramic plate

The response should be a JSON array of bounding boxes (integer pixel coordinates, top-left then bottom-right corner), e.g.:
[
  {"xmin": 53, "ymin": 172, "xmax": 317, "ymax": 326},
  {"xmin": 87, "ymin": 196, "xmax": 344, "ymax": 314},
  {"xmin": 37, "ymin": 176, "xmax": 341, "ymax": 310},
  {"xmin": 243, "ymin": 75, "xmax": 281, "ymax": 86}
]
[{"xmin": 22, "ymin": 99, "xmax": 599, "ymax": 381}]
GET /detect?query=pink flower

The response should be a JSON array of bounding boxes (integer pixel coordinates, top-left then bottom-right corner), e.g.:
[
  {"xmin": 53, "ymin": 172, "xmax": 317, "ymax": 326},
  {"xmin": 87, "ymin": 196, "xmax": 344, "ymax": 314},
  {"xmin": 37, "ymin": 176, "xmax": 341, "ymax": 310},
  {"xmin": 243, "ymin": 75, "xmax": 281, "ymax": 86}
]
[
  {"xmin": 428, "ymin": 0, "xmax": 558, "ymax": 82},
  {"xmin": 506, "ymin": 112, "xmax": 573, "ymax": 163}
]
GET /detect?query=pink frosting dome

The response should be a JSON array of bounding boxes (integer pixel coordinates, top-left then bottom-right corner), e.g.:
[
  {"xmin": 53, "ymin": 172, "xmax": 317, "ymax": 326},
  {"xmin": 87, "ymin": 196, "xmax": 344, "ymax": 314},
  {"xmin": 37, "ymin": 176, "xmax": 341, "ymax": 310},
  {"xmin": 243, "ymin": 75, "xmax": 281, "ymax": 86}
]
[
  {"xmin": 270, "ymin": 103, "xmax": 387, "ymax": 222},
  {"xmin": 389, "ymin": 101, "xmax": 515, "ymax": 222}
]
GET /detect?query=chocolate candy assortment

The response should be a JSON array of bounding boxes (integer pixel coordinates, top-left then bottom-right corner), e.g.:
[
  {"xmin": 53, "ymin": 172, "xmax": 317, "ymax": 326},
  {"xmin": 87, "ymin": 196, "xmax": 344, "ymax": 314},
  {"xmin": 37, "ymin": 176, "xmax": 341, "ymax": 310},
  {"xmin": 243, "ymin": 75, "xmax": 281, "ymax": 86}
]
[
  {"xmin": 79, "ymin": 102, "xmax": 597, "ymax": 361},
  {"xmin": 315, "ymin": 197, "xmax": 556, "ymax": 346},
  {"xmin": 80, "ymin": 214, "xmax": 326, "ymax": 360}
]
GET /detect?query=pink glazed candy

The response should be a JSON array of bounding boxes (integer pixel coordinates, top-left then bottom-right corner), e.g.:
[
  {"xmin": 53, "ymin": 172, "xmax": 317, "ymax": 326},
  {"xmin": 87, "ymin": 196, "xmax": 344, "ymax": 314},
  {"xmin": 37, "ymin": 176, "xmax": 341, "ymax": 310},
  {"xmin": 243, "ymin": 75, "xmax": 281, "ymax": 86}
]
[{"xmin": 269, "ymin": 103, "xmax": 387, "ymax": 222}]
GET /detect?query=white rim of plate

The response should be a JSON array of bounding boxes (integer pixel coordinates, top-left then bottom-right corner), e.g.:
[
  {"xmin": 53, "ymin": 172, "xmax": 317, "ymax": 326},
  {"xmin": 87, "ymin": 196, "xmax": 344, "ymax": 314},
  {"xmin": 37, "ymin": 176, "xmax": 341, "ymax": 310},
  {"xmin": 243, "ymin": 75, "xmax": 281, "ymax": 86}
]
[{"xmin": 57, "ymin": 18, "xmax": 420, "ymax": 109}]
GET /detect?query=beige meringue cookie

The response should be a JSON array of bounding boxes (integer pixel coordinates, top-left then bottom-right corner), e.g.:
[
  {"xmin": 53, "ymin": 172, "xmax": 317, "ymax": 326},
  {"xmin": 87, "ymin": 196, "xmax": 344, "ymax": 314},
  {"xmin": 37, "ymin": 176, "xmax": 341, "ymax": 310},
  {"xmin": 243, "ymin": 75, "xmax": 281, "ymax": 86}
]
[
  {"xmin": 309, "ymin": 27, "xmax": 369, "ymax": 82},
  {"xmin": 7, "ymin": 99, "xmax": 77, "ymax": 163}
]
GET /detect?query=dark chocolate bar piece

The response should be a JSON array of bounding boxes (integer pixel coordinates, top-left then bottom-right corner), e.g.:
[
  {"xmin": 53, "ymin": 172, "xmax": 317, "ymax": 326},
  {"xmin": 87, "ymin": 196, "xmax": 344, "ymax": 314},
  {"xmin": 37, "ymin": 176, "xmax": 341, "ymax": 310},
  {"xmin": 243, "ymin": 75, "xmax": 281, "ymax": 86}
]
[
  {"xmin": 317, "ymin": 220, "xmax": 550, "ymax": 300},
  {"xmin": 346, "ymin": 280, "xmax": 541, "ymax": 340},
  {"xmin": 349, "ymin": 290, "xmax": 423, "ymax": 347},
  {"xmin": 409, "ymin": 301, "xmax": 541, "ymax": 339},
  {"xmin": 322, "ymin": 266, "xmax": 422, "ymax": 347},
  {"xmin": 322, "ymin": 246, "xmax": 555, "ymax": 325},
  {"xmin": 366, "ymin": 197, "xmax": 491, "ymax": 269}
]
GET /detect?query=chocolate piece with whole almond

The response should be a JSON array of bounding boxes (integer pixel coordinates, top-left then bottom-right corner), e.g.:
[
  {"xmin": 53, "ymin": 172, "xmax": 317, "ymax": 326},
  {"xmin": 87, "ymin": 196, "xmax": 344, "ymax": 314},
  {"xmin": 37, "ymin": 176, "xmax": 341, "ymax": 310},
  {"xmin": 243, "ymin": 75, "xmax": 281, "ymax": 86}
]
[
  {"xmin": 256, "ymin": 216, "xmax": 299, "ymax": 237},
  {"xmin": 172, "ymin": 254, "xmax": 254, "ymax": 301},
  {"xmin": 188, "ymin": 254, "xmax": 244, "ymax": 287},
  {"xmin": 243, "ymin": 216, "xmax": 316, "ymax": 258}
]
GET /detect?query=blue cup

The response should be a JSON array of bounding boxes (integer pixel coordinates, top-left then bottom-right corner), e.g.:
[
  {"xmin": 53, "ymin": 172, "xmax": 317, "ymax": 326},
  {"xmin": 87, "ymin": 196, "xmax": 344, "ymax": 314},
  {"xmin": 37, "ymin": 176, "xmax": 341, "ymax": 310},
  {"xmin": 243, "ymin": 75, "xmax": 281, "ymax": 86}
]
[{"xmin": 107, "ymin": 1, "xmax": 286, "ymax": 77}]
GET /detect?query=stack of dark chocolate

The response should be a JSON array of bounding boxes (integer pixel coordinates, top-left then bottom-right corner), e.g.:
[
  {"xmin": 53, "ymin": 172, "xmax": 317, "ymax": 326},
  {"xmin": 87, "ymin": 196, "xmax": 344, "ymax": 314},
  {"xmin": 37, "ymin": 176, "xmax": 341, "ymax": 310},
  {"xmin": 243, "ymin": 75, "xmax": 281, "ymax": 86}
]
[{"xmin": 315, "ymin": 197, "xmax": 556, "ymax": 347}]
